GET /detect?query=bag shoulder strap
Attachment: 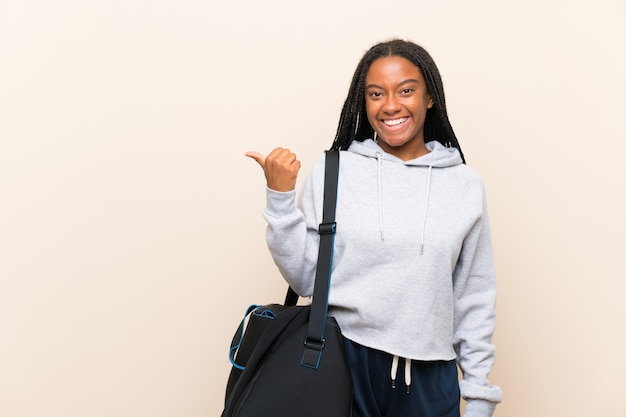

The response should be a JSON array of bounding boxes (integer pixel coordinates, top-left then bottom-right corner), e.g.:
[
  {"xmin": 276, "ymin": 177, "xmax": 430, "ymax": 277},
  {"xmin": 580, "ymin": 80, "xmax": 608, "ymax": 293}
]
[{"xmin": 301, "ymin": 149, "xmax": 339, "ymax": 368}]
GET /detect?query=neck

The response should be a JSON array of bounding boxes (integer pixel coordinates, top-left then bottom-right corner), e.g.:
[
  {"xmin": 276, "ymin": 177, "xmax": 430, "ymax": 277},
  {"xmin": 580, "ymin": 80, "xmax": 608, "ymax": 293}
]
[{"xmin": 378, "ymin": 140, "xmax": 429, "ymax": 161}]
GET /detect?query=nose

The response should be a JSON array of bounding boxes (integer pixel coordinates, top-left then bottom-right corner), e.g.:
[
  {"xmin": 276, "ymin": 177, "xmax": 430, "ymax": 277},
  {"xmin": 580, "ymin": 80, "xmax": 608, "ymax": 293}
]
[{"xmin": 382, "ymin": 95, "xmax": 400, "ymax": 113}]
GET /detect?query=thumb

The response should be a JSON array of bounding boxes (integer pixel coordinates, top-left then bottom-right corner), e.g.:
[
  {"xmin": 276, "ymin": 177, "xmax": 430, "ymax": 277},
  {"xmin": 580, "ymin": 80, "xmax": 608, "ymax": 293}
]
[{"xmin": 245, "ymin": 151, "xmax": 265, "ymax": 169}]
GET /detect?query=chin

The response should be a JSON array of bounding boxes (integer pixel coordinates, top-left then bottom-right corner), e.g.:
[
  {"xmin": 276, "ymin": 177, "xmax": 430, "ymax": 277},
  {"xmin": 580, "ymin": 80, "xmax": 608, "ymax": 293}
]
[{"xmin": 381, "ymin": 138, "xmax": 411, "ymax": 147}]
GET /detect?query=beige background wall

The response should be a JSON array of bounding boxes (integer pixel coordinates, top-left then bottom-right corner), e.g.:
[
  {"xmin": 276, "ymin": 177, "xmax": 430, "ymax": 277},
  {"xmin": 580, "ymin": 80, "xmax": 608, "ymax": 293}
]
[{"xmin": 1, "ymin": 0, "xmax": 625, "ymax": 416}]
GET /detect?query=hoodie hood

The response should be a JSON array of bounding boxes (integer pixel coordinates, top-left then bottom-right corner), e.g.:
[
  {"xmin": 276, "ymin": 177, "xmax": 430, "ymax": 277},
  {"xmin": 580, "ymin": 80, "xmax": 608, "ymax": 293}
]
[
  {"xmin": 346, "ymin": 139, "xmax": 463, "ymax": 246},
  {"xmin": 347, "ymin": 139, "xmax": 463, "ymax": 168}
]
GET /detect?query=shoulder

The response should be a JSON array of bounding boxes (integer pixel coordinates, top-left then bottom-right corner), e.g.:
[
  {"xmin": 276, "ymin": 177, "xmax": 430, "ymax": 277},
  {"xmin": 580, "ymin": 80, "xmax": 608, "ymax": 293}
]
[
  {"xmin": 460, "ymin": 163, "xmax": 484, "ymax": 181},
  {"xmin": 310, "ymin": 149, "xmax": 370, "ymax": 173},
  {"xmin": 447, "ymin": 163, "xmax": 485, "ymax": 184},
  {"xmin": 439, "ymin": 164, "xmax": 488, "ymax": 205},
  {"xmin": 302, "ymin": 151, "xmax": 336, "ymax": 191}
]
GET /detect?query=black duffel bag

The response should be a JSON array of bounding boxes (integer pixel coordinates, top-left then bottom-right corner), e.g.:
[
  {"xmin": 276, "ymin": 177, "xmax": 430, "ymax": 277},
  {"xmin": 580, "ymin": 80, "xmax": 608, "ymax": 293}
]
[{"xmin": 221, "ymin": 150, "xmax": 352, "ymax": 417}]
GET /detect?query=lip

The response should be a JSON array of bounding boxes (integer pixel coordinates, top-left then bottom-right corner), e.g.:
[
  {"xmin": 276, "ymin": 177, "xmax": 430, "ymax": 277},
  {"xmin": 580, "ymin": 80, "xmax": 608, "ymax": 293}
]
[{"xmin": 380, "ymin": 117, "xmax": 409, "ymax": 132}]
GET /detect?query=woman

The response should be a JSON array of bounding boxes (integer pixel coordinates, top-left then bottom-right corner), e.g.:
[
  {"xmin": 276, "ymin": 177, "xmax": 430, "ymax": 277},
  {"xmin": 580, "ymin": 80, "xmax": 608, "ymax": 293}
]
[{"xmin": 246, "ymin": 39, "xmax": 502, "ymax": 417}]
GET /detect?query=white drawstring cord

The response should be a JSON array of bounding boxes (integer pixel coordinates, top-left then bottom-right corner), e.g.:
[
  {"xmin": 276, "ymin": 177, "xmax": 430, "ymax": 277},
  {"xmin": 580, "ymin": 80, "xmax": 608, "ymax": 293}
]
[
  {"xmin": 420, "ymin": 165, "xmax": 433, "ymax": 255},
  {"xmin": 376, "ymin": 152, "xmax": 384, "ymax": 241},
  {"xmin": 405, "ymin": 358, "xmax": 412, "ymax": 393},
  {"xmin": 391, "ymin": 355, "xmax": 411, "ymax": 393}
]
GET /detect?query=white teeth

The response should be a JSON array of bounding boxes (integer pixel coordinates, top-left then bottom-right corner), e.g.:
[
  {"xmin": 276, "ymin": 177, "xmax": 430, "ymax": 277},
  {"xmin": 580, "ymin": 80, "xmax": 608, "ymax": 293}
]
[{"xmin": 383, "ymin": 117, "xmax": 407, "ymax": 126}]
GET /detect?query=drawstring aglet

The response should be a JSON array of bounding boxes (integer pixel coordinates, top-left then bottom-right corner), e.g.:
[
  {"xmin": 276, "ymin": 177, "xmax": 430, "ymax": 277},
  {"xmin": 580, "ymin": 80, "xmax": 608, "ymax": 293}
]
[{"xmin": 391, "ymin": 355, "xmax": 399, "ymax": 389}]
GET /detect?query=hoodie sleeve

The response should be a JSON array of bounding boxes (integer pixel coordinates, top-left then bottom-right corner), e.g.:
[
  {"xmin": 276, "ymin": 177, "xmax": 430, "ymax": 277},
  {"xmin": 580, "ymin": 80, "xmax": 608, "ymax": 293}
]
[
  {"xmin": 452, "ymin": 186, "xmax": 502, "ymax": 417},
  {"xmin": 262, "ymin": 154, "xmax": 326, "ymax": 297}
]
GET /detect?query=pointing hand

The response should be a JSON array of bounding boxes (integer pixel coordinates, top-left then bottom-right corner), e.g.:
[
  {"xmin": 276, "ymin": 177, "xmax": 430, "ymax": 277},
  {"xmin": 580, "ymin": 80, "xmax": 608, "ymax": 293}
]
[{"xmin": 245, "ymin": 147, "xmax": 301, "ymax": 192}]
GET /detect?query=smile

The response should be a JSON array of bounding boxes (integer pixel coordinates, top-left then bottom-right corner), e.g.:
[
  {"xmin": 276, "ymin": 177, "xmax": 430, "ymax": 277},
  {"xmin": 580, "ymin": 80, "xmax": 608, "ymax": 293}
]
[{"xmin": 382, "ymin": 117, "xmax": 408, "ymax": 126}]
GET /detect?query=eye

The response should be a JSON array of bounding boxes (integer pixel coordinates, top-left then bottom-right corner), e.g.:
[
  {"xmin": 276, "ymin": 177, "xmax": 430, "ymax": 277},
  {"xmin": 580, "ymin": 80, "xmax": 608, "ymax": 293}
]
[
  {"xmin": 400, "ymin": 88, "xmax": 414, "ymax": 95},
  {"xmin": 369, "ymin": 91, "xmax": 382, "ymax": 98}
]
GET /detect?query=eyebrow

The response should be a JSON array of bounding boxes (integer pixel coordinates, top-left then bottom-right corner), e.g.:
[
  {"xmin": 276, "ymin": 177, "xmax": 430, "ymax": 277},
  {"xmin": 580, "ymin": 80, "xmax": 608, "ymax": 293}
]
[{"xmin": 365, "ymin": 79, "xmax": 421, "ymax": 90}]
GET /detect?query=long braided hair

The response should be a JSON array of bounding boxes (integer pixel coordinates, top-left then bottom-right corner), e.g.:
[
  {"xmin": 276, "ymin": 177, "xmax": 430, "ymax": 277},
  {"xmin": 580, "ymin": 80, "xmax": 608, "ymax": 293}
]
[{"xmin": 330, "ymin": 39, "xmax": 465, "ymax": 163}]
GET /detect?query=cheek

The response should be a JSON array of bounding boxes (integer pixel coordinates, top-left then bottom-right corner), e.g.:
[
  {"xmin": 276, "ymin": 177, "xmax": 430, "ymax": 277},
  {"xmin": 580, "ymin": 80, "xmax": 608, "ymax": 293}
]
[
  {"xmin": 365, "ymin": 100, "xmax": 378, "ymax": 124},
  {"xmin": 411, "ymin": 96, "xmax": 430, "ymax": 114}
]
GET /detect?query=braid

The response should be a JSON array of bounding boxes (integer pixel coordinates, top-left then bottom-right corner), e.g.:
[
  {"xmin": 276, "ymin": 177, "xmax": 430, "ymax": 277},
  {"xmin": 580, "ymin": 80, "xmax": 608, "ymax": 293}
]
[
  {"xmin": 330, "ymin": 39, "xmax": 465, "ymax": 163},
  {"xmin": 332, "ymin": 60, "xmax": 372, "ymax": 151}
]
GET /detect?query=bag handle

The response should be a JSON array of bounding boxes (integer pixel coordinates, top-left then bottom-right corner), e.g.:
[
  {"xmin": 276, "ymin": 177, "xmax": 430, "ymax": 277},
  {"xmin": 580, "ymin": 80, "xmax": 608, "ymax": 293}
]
[{"xmin": 300, "ymin": 149, "xmax": 340, "ymax": 368}]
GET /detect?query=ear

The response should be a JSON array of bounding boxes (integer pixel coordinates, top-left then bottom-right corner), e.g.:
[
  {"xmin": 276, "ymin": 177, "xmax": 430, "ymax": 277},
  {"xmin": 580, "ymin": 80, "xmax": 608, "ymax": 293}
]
[{"xmin": 427, "ymin": 95, "xmax": 434, "ymax": 109}]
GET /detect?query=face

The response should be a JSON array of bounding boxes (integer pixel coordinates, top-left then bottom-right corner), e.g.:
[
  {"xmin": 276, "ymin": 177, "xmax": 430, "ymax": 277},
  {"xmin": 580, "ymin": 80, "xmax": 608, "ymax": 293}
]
[{"xmin": 365, "ymin": 56, "xmax": 433, "ymax": 160}]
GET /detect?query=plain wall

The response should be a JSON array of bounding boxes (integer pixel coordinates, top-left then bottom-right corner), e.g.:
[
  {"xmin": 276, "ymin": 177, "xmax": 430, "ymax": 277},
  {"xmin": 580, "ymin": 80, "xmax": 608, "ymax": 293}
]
[{"xmin": 1, "ymin": 0, "xmax": 625, "ymax": 416}]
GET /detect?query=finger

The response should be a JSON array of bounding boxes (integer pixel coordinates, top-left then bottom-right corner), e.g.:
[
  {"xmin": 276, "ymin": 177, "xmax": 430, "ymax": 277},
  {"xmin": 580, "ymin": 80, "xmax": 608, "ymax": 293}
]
[
  {"xmin": 266, "ymin": 147, "xmax": 289, "ymax": 161},
  {"xmin": 245, "ymin": 151, "xmax": 266, "ymax": 168},
  {"xmin": 267, "ymin": 148, "xmax": 297, "ymax": 167},
  {"xmin": 286, "ymin": 152, "xmax": 298, "ymax": 166}
]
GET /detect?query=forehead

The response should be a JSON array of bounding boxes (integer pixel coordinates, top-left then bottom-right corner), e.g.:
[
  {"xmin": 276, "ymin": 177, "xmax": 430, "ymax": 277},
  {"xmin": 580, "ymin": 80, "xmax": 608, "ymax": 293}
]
[{"xmin": 365, "ymin": 56, "xmax": 423, "ymax": 84}]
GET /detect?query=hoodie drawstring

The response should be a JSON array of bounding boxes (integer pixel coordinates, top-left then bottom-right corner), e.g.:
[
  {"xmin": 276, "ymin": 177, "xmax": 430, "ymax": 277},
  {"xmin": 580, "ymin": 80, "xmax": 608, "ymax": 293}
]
[
  {"xmin": 391, "ymin": 355, "xmax": 412, "ymax": 393},
  {"xmin": 375, "ymin": 152, "xmax": 433, "ymax": 253},
  {"xmin": 376, "ymin": 152, "xmax": 384, "ymax": 241},
  {"xmin": 420, "ymin": 165, "xmax": 433, "ymax": 255}
]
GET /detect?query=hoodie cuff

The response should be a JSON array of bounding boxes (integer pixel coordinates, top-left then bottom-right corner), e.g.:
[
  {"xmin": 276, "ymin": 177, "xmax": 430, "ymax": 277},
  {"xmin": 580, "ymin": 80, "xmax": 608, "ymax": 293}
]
[
  {"xmin": 265, "ymin": 187, "xmax": 297, "ymax": 217},
  {"xmin": 463, "ymin": 399, "xmax": 497, "ymax": 417}
]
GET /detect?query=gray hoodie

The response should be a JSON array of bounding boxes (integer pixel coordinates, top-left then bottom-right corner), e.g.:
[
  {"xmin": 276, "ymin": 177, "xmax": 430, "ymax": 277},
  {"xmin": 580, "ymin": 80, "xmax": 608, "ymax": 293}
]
[{"xmin": 263, "ymin": 139, "xmax": 502, "ymax": 415}]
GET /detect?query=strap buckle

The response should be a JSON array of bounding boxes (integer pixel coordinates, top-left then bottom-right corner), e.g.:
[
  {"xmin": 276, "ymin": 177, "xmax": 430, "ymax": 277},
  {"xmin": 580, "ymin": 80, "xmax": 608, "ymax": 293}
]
[
  {"xmin": 303, "ymin": 337, "xmax": 326, "ymax": 350},
  {"xmin": 318, "ymin": 222, "xmax": 336, "ymax": 235},
  {"xmin": 301, "ymin": 337, "xmax": 326, "ymax": 369}
]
